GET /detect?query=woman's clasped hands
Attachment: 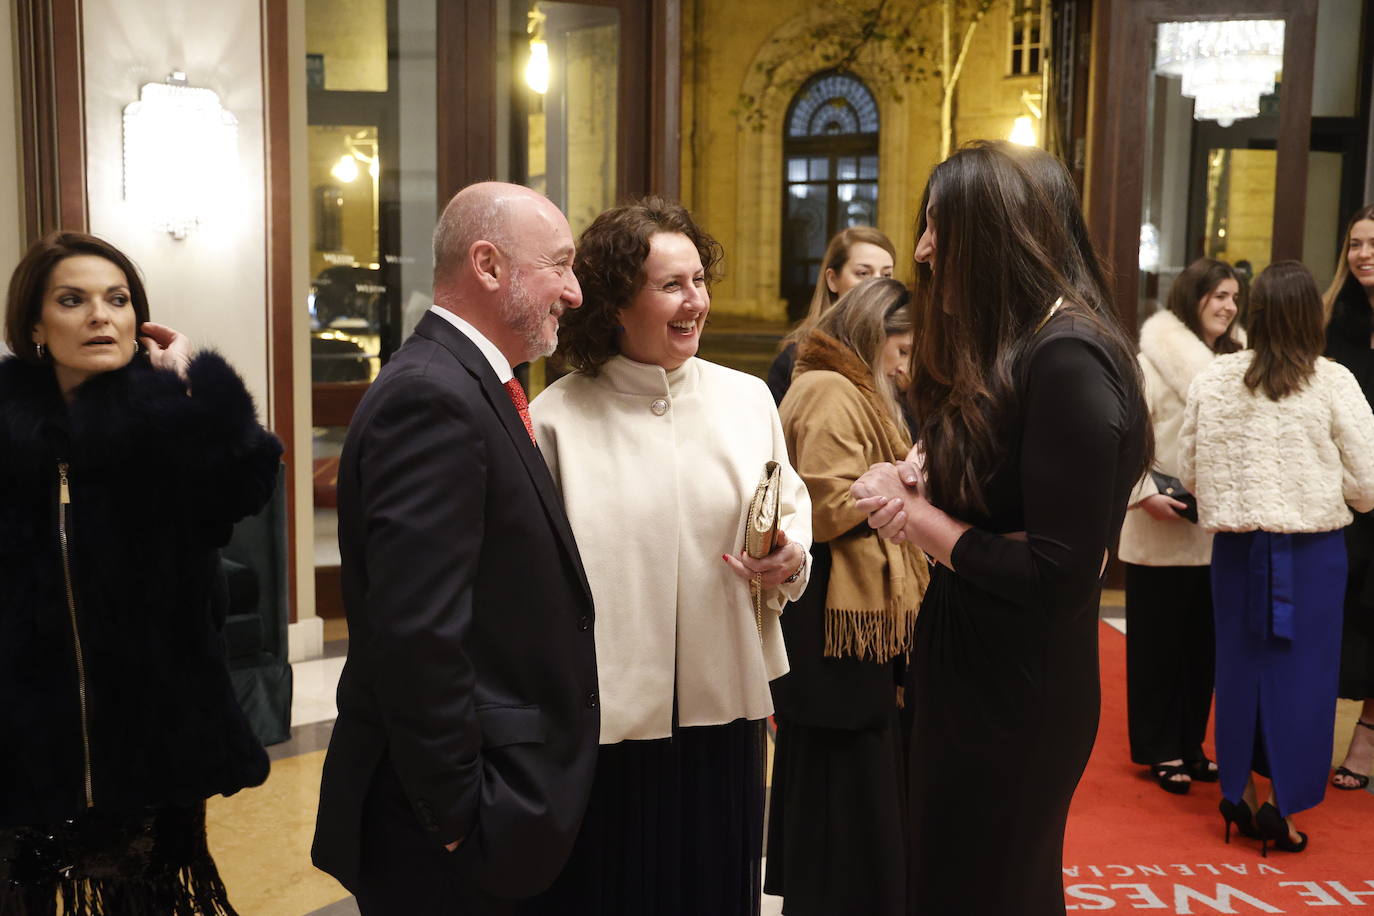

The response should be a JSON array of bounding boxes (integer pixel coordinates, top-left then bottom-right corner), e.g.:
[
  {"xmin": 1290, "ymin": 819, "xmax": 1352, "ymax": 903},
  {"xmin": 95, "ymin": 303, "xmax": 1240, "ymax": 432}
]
[{"xmin": 851, "ymin": 459, "xmax": 925, "ymax": 543}]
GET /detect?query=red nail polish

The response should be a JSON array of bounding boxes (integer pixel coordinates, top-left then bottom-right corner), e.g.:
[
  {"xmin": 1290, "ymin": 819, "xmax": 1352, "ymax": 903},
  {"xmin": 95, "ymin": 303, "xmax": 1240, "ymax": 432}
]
[{"xmin": 722, "ymin": 555, "xmax": 730, "ymax": 562}]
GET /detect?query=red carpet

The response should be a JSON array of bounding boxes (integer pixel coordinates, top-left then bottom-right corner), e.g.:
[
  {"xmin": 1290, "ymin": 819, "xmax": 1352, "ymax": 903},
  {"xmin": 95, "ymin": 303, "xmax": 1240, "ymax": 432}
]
[{"xmin": 1062, "ymin": 623, "xmax": 1374, "ymax": 912}]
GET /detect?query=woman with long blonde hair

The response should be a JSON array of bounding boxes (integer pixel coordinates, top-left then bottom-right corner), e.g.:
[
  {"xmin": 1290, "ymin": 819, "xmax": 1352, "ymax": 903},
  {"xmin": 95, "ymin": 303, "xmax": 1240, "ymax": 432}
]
[{"xmin": 768, "ymin": 226, "xmax": 896, "ymax": 404}]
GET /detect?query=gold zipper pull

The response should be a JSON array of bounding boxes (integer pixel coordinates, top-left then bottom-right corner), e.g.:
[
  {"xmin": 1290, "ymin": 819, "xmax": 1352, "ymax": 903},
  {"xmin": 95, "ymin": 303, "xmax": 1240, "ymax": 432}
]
[{"xmin": 58, "ymin": 462, "xmax": 70, "ymax": 505}]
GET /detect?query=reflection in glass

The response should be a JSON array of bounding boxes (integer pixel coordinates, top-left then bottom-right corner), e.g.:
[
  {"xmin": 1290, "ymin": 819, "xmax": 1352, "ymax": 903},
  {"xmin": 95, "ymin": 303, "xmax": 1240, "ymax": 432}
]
[
  {"xmin": 304, "ymin": 0, "xmax": 438, "ymax": 388},
  {"xmin": 1155, "ymin": 20, "xmax": 1284, "ymax": 128},
  {"xmin": 305, "ymin": 0, "xmax": 388, "ymax": 92},
  {"xmin": 504, "ymin": 2, "xmax": 620, "ymax": 239},
  {"xmin": 1204, "ymin": 148, "xmax": 1276, "ymax": 274},
  {"xmin": 1138, "ymin": 20, "xmax": 1287, "ymax": 327}
]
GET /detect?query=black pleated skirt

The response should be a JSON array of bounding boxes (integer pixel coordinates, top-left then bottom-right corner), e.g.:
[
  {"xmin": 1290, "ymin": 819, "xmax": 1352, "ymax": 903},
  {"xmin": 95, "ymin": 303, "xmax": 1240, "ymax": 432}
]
[
  {"xmin": 764, "ymin": 713, "xmax": 906, "ymax": 916},
  {"xmin": 523, "ymin": 718, "xmax": 765, "ymax": 916}
]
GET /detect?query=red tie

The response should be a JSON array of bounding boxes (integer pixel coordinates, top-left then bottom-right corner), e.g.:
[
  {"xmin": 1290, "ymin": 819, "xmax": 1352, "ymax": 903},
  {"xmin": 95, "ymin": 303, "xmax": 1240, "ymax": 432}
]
[{"xmin": 503, "ymin": 378, "xmax": 537, "ymax": 447}]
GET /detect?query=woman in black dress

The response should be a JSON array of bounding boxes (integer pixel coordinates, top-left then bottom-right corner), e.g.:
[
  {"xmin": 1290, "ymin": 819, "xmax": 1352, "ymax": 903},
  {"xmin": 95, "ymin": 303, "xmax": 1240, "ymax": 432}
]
[
  {"xmin": 853, "ymin": 141, "xmax": 1150, "ymax": 915},
  {"xmin": 1324, "ymin": 203, "xmax": 1374, "ymax": 790}
]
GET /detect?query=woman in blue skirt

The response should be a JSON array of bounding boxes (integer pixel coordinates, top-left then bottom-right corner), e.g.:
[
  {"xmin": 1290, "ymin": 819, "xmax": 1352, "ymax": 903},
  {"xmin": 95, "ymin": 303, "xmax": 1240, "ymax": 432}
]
[{"xmin": 1181, "ymin": 261, "xmax": 1374, "ymax": 854}]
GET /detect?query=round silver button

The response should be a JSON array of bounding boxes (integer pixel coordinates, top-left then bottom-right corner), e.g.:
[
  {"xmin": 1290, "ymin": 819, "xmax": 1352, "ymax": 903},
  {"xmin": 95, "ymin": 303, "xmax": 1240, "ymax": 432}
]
[{"xmin": 650, "ymin": 398, "xmax": 669, "ymax": 416}]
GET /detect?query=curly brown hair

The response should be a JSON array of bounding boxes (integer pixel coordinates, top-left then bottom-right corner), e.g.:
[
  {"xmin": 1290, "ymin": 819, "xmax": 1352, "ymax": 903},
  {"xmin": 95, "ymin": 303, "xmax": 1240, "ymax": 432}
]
[{"xmin": 557, "ymin": 197, "xmax": 724, "ymax": 374}]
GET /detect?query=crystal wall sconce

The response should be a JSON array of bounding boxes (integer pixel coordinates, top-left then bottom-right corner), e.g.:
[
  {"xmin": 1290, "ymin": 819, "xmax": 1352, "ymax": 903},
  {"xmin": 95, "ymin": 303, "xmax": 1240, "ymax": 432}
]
[{"xmin": 123, "ymin": 71, "xmax": 239, "ymax": 239}]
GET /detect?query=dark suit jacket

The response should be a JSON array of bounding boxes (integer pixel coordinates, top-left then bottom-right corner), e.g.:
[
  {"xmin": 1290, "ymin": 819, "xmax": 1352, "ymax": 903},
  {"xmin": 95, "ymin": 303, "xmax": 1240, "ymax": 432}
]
[{"xmin": 312, "ymin": 311, "xmax": 599, "ymax": 900}]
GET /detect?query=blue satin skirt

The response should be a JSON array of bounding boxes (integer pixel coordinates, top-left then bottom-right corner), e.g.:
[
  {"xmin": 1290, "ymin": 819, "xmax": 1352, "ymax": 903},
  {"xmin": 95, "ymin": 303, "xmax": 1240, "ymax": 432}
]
[{"xmin": 1211, "ymin": 529, "xmax": 1346, "ymax": 816}]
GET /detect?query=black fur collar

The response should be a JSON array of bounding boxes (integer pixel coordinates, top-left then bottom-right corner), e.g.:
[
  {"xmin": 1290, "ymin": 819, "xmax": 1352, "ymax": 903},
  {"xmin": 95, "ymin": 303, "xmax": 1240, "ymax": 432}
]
[{"xmin": 0, "ymin": 354, "xmax": 190, "ymax": 479}]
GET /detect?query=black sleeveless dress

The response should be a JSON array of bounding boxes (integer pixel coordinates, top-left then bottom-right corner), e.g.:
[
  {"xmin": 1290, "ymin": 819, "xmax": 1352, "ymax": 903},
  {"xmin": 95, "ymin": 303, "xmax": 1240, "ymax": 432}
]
[{"xmin": 905, "ymin": 315, "xmax": 1146, "ymax": 915}]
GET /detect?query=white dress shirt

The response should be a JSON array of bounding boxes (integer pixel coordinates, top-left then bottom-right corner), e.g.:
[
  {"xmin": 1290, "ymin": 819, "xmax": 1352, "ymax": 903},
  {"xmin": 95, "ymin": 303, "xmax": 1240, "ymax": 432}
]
[{"xmin": 428, "ymin": 304, "xmax": 513, "ymax": 383}]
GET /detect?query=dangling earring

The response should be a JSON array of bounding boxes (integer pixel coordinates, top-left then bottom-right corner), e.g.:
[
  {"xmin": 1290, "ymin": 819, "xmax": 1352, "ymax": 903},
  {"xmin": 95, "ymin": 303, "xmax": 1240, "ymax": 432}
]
[
  {"xmin": 35, "ymin": 342, "xmax": 44, "ymax": 359},
  {"xmin": 133, "ymin": 339, "xmax": 141, "ymax": 355}
]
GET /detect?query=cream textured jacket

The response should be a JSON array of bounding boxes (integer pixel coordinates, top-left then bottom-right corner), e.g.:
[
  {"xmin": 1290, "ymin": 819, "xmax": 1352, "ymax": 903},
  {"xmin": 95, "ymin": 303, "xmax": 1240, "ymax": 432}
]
[
  {"xmin": 1180, "ymin": 351, "xmax": 1374, "ymax": 533},
  {"xmin": 1119, "ymin": 309, "xmax": 1230, "ymax": 566},
  {"xmin": 531, "ymin": 355, "xmax": 812, "ymax": 745}
]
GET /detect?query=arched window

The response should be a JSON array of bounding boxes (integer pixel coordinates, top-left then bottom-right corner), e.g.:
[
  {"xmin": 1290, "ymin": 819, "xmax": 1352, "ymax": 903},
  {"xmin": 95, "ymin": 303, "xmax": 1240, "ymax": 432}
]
[{"xmin": 780, "ymin": 71, "xmax": 880, "ymax": 320}]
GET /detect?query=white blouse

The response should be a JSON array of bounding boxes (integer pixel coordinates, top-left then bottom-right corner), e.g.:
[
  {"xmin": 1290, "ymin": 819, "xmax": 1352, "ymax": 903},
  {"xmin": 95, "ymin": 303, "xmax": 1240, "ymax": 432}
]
[{"xmin": 531, "ymin": 355, "xmax": 812, "ymax": 744}]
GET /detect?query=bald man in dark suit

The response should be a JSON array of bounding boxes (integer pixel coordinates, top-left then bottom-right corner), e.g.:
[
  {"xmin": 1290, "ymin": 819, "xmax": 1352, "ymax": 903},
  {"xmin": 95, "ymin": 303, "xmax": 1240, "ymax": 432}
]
[{"xmin": 313, "ymin": 183, "xmax": 598, "ymax": 914}]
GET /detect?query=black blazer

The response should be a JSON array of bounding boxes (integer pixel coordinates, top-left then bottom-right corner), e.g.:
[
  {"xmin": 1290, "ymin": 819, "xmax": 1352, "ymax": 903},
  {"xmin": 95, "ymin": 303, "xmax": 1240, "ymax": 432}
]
[{"xmin": 312, "ymin": 312, "xmax": 599, "ymax": 899}]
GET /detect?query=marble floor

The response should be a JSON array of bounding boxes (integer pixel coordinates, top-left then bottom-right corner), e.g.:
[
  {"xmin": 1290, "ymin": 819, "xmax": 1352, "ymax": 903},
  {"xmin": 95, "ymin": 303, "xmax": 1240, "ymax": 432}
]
[{"xmin": 207, "ymin": 591, "xmax": 1370, "ymax": 915}]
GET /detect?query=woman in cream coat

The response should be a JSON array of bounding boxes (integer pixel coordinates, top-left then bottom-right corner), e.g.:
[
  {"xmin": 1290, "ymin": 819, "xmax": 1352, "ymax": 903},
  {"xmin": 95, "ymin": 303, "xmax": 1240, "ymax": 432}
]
[
  {"xmin": 1181, "ymin": 260, "xmax": 1374, "ymax": 854},
  {"xmin": 528, "ymin": 198, "xmax": 810, "ymax": 916},
  {"xmin": 1120, "ymin": 259, "xmax": 1244, "ymax": 793}
]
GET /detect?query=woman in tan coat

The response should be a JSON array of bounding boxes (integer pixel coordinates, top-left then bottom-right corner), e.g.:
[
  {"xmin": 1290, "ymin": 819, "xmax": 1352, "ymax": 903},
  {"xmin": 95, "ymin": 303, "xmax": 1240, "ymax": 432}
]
[{"xmin": 765, "ymin": 277, "xmax": 927, "ymax": 916}]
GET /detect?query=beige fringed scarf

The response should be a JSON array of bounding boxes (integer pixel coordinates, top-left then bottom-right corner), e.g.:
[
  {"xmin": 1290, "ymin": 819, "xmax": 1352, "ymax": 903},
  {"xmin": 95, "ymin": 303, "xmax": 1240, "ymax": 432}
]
[{"xmin": 780, "ymin": 331, "xmax": 929, "ymax": 661}]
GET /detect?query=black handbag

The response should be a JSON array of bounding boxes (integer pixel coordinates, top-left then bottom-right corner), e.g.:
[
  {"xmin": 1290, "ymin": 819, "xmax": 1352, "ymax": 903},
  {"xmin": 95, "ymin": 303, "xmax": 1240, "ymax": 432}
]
[{"xmin": 1149, "ymin": 470, "xmax": 1198, "ymax": 524}]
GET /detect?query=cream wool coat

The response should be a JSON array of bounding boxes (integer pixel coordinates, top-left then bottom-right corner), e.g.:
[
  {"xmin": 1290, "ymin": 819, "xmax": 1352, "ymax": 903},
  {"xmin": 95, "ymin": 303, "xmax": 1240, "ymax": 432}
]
[
  {"xmin": 1180, "ymin": 352, "xmax": 1374, "ymax": 532},
  {"xmin": 1119, "ymin": 309, "xmax": 1229, "ymax": 566},
  {"xmin": 530, "ymin": 355, "xmax": 812, "ymax": 745}
]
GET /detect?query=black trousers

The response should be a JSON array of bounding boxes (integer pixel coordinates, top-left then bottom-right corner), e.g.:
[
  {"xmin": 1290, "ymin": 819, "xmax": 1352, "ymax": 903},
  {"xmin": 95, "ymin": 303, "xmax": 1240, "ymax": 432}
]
[{"xmin": 1125, "ymin": 563, "xmax": 1216, "ymax": 765}]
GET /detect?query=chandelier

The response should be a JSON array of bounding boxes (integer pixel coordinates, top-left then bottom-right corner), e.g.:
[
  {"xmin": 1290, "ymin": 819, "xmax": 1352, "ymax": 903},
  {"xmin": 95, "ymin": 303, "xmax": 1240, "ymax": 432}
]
[{"xmin": 1155, "ymin": 20, "xmax": 1285, "ymax": 127}]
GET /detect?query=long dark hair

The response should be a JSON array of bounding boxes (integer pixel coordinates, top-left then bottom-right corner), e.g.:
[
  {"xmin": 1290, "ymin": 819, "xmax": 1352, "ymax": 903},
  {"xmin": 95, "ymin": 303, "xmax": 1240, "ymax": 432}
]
[
  {"xmin": 1166, "ymin": 258, "xmax": 1244, "ymax": 353},
  {"xmin": 909, "ymin": 140, "xmax": 1150, "ymax": 517},
  {"xmin": 5, "ymin": 232, "xmax": 152, "ymax": 364},
  {"xmin": 1244, "ymin": 260, "xmax": 1324, "ymax": 401}
]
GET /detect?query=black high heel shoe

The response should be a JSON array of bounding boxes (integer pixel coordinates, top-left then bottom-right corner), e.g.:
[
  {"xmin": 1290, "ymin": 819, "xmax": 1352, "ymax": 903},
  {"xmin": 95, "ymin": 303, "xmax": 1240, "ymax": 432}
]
[
  {"xmin": 1218, "ymin": 798, "xmax": 1262, "ymax": 843},
  {"xmin": 1255, "ymin": 803, "xmax": 1308, "ymax": 856},
  {"xmin": 1186, "ymin": 757, "xmax": 1220, "ymax": 783}
]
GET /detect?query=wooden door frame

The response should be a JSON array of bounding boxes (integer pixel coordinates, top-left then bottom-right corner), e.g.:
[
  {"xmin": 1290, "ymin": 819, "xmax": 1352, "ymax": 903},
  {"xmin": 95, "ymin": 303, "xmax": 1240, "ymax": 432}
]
[
  {"xmin": 1085, "ymin": 0, "xmax": 1318, "ymax": 331},
  {"xmin": 438, "ymin": 0, "xmax": 682, "ymax": 203},
  {"xmin": 262, "ymin": 0, "xmax": 299, "ymax": 623},
  {"xmin": 16, "ymin": 0, "xmax": 88, "ymax": 240}
]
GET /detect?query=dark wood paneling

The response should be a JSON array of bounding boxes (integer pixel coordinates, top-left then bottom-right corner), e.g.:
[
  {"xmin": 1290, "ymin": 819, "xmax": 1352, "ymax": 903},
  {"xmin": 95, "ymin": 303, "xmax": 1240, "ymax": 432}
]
[
  {"xmin": 651, "ymin": 0, "xmax": 682, "ymax": 198},
  {"xmin": 312, "ymin": 381, "xmax": 370, "ymax": 428},
  {"xmin": 16, "ymin": 0, "xmax": 88, "ymax": 240},
  {"xmin": 438, "ymin": 0, "xmax": 497, "ymax": 203},
  {"xmin": 1271, "ymin": 3, "xmax": 1317, "ymax": 261},
  {"xmin": 261, "ymin": 0, "xmax": 298, "ymax": 624},
  {"xmin": 612, "ymin": 0, "xmax": 649, "ymax": 197},
  {"xmin": 314, "ymin": 565, "xmax": 346, "ymax": 619}
]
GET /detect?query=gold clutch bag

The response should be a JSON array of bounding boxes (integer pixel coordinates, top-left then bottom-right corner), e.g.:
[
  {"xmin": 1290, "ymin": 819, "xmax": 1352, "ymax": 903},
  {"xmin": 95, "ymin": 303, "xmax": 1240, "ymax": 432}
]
[{"xmin": 744, "ymin": 460, "xmax": 781, "ymax": 637}]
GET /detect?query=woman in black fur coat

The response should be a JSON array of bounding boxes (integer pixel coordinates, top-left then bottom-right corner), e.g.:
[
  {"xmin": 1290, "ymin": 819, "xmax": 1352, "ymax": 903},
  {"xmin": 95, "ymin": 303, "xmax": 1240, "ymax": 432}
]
[{"xmin": 0, "ymin": 232, "xmax": 282, "ymax": 915}]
